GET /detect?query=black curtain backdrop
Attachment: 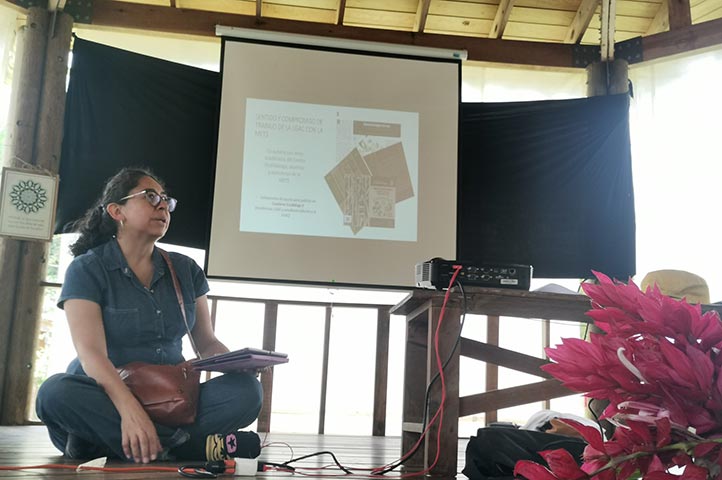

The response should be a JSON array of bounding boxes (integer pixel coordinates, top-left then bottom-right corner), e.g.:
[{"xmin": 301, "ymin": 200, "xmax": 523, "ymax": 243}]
[
  {"xmin": 458, "ymin": 95, "xmax": 635, "ymax": 279},
  {"xmin": 57, "ymin": 38, "xmax": 635, "ymax": 279},
  {"xmin": 56, "ymin": 37, "xmax": 220, "ymax": 249}
]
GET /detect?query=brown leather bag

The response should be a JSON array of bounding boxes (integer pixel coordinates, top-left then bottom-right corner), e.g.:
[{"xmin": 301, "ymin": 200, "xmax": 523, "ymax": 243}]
[
  {"xmin": 117, "ymin": 360, "xmax": 200, "ymax": 426},
  {"xmin": 118, "ymin": 249, "xmax": 203, "ymax": 427}
]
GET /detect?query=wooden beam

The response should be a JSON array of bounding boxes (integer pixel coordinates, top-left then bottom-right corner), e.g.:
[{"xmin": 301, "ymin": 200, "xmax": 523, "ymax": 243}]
[
  {"xmin": 17, "ymin": 0, "xmax": 717, "ymax": 66},
  {"xmin": 459, "ymin": 337, "xmax": 553, "ymax": 378},
  {"xmin": 667, "ymin": 0, "xmax": 691, "ymax": 30},
  {"xmin": 414, "ymin": 0, "xmax": 431, "ymax": 33},
  {"xmin": 488, "ymin": 0, "xmax": 515, "ymax": 39},
  {"xmin": 89, "ymin": 0, "xmax": 578, "ymax": 67},
  {"xmin": 256, "ymin": 0, "xmax": 261, "ymax": 18},
  {"xmin": 459, "ymin": 379, "xmax": 574, "ymax": 417},
  {"xmin": 564, "ymin": 0, "xmax": 600, "ymax": 43},
  {"xmin": 336, "ymin": 0, "xmax": 346, "ymax": 25},
  {"xmin": 600, "ymin": 0, "xmax": 616, "ymax": 60},
  {"xmin": 169, "ymin": 0, "xmax": 176, "ymax": 8},
  {"xmin": 646, "ymin": 0, "xmax": 669, "ymax": 35},
  {"xmin": 642, "ymin": 16, "xmax": 722, "ymax": 61}
]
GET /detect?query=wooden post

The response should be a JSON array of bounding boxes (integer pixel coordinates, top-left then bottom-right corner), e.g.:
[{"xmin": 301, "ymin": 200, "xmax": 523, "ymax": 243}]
[
  {"xmin": 372, "ymin": 306, "xmax": 390, "ymax": 436},
  {"xmin": 0, "ymin": 7, "xmax": 49, "ymax": 424},
  {"xmin": 257, "ymin": 301, "xmax": 278, "ymax": 432},
  {"xmin": 401, "ymin": 308, "xmax": 430, "ymax": 471},
  {"xmin": 586, "ymin": 59, "xmax": 629, "ymax": 96},
  {"xmin": 485, "ymin": 315, "xmax": 500, "ymax": 424},
  {"xmin": 0, "ymin": 8, "xmax": 73, "ymax": 425},
  {"xmin": 422, "ymin": 303, "xmax": 460, "ymax": 476},
  {"xmin": 318, "ymin": 306, "xmax": 332, "ymax": 434},
  {"xmin": 541, "ymin": 319, "xmax": 551, "ymax": 410}
]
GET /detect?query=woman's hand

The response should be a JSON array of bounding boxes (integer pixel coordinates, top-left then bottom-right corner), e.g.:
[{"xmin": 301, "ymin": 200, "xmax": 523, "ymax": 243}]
[{"xmin": 118, "ymin": 399, "xmax": 163, "ymax": 463}]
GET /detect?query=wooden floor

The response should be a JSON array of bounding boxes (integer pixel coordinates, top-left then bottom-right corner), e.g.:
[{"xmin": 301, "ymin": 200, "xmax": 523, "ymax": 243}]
[{"xmin": 0, "ymin": 426, "xmax": 469, "ymax": 479}]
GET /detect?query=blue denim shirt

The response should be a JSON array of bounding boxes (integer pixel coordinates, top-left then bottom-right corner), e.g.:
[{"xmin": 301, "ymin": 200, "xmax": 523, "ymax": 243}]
[{"xmin": 58, "ymin": 239, "xmax": 209, "ymax": 375}]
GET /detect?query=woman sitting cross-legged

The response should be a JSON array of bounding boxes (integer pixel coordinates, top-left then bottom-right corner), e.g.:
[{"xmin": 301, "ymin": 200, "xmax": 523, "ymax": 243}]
[{"xmin": 36, "ymin": 167, "xmax": 262, "ymax": 464}]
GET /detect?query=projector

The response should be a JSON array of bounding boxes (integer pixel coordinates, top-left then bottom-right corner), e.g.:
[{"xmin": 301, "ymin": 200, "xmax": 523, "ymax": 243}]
[{"xmin": 415, "ymin": 258, "xmax": 532, "ymax": 290}]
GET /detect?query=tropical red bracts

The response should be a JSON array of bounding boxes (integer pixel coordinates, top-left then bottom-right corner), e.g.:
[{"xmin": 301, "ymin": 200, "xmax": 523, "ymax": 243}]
[{"xmin": 515, "ymin": 271, "xmax": 722, "ymax": 480}]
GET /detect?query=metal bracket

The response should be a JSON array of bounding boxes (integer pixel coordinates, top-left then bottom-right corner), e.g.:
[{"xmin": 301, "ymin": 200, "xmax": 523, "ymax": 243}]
[
  {"xmin": 572, "ymin": 37, "xmax": 641, "ymax": 68},
  {"xmin": 615, "ymin": 36, "xmax": 643, "ymax": 64},
  {"xmin": 63, "ymin": 0, "xmax": 93, "ymax": 24},
  {"xmin": 572, "ymin": 44, "xmax": 600, "ymax": 68}
]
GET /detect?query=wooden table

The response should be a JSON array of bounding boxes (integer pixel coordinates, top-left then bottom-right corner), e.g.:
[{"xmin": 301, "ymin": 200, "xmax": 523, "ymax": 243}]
[{"xmin": 390, "ymin": 286, "xmax": 722, "ymax": 477}]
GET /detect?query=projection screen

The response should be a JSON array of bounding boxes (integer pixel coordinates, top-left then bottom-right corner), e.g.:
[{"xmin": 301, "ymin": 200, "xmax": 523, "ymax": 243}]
[{"xmin": 206, "ymin": 36, "xmax": 460, "ymax": 288}]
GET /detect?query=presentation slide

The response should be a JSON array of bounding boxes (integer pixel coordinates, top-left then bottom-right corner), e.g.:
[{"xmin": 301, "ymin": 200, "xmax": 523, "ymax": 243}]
[
  {"xmin": 241, "ymin": 99, "xmax": 418, "ymax": 241},
  {"xmin": 207, "ymin": 38, "xmax": 459, "ymax": 288}
]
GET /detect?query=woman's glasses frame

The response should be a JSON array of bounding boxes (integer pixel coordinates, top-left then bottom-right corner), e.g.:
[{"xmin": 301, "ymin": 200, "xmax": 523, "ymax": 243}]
[{"xmin": 117, "ymin": 189, "xmax": 177, "ymax": 212}]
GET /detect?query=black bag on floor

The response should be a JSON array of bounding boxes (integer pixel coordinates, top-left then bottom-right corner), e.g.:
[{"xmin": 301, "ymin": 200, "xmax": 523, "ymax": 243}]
[{"xmin": 462, "ymin": 427, "xmax": 587, "ymax": 480}]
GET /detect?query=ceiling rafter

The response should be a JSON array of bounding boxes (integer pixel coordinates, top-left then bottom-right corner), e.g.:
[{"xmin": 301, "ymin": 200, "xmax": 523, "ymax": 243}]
[
  {"xmin": 646, "ymin": 0, "xmax": 669, "ymax": 35},
  {"xmin": 414, "ymin": 0, "xmax": 431, "ymax": 33},
  {"xmin": 4, "ymin": 0, "xmax": 721, "ymax": 68},
  {"xmin": 83, "ymin": 0, "xmax": 576, "ymax": 66},
  {"xmin": 564, "ymin": 0, "xmax": 601, "ymax": 43},
  {"xmin": 667, "ymin": 0, "xmax": 692, "ymax": 29},
  {"xmin": 489, "ymin": 0, "xmax": 515, "ymax": 39},
  {"xmin": 336, "ymin": 0, "xmax": 346, "ymax": 25}
]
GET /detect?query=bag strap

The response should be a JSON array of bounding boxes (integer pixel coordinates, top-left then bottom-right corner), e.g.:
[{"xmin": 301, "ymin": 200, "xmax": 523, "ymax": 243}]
[{"xmin": 158, "ymin": 248, "xmax": 202, "ymax": 360}]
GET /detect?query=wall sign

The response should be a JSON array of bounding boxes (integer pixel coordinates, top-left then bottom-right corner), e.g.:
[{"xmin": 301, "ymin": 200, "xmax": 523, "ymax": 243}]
[{"xmin": 0, "ymin": 167, "xmax": 59, "ymax": 242}]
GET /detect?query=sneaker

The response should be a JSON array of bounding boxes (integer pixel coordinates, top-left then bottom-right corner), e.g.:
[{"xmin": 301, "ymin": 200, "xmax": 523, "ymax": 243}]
[
  {"xmin": 64, "ymin": 433, "xmax": 109, "ymax": 459},
  {"xmin": 205, "ymin": 431, "xmax": 261, "ymax": 461}
]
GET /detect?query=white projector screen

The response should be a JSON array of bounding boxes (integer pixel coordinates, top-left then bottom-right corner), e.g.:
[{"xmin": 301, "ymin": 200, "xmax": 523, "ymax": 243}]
[{"xmin": 206, "ymin": 37, "xmax": 459, "ymax": 288}]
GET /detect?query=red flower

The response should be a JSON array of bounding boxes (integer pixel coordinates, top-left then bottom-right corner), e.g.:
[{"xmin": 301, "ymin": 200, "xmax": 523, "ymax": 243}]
[
  {"xmin": 518, "ymin": 272, "xmax": 722, "ymax": 480},
  {"xmin": 515, "ymin": 460, "xmax": 567, "ymax": 480}
]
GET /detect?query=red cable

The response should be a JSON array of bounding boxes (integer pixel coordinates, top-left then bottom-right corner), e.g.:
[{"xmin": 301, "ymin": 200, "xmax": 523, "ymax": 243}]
[
  {"xmin": 0, "ymin": 463, "xmax": 178, "ymax": 472},
  {"xmin": 369, "ymin": 265, "xmax": 463, "ymax": 478},
  {"xmin": 283, "ymin": 267, "xmax": 463, "ymax": 480},
  {"xmin": 6, "ymin": 269, "xmax": 464, "ymax": 480},
  {"xmin": 287, "ymin": 266, "xmax": 464, "ymax": 479},
  {"xmin": 421, "ymin": 265, "xmax": 462, "ymax": 477}
]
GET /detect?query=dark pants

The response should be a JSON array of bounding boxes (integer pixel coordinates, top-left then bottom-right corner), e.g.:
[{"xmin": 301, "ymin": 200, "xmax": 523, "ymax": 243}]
[{"xmin": 36, "ymin": 372, "xmax": 263, "ymax": 460}]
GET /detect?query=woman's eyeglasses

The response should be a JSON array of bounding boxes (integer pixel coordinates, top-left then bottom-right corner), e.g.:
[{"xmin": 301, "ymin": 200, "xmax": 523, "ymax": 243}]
[{"xmin": 118, "ymin": 189, "xmax": 177, "ymax": 212}]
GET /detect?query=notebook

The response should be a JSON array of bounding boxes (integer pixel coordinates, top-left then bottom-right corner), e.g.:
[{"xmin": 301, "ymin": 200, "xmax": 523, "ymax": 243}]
[{"xmin": 191, "ymin": 348, "xmax": 289, "ymax": 373}]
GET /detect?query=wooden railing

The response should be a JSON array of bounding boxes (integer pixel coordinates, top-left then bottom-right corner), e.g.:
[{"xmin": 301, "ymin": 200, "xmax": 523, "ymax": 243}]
[
  {"xmin": 205, "ymin": 294, "xmax": 394, "ymax": 435},
  {"xmin": 35, "ymin": 282, "xmax": 575, "ymax": 435},
  {"xmin": 37, "ymin": 281, "xmax": 396, "ymax": 434}
]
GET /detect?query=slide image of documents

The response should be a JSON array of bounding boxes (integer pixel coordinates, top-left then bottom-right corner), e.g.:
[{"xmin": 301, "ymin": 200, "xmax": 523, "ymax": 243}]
[
  {"xmin": 325, "ymin": 120, "xmax": 415, "ymax": 235},
  {"xmin": 240, "ymin": 99, "xmax": 418, "ymax": 241}
]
